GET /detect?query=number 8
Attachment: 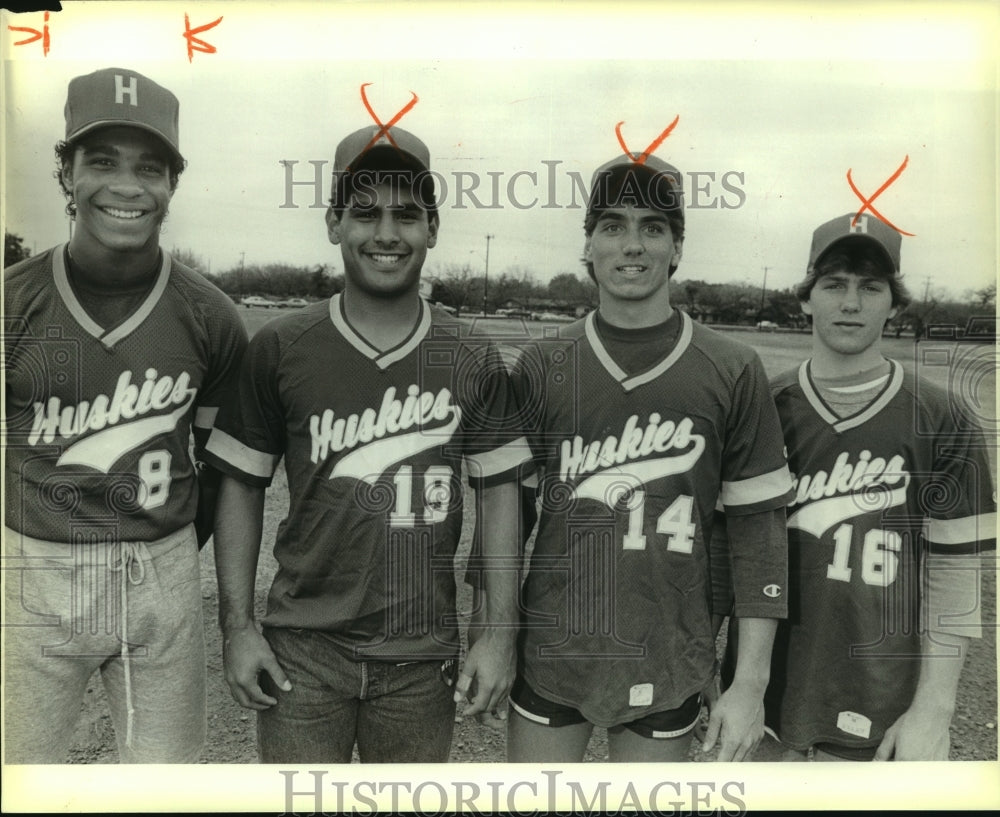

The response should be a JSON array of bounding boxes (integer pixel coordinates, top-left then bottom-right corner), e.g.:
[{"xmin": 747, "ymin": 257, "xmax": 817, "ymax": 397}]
[{"xmin": 137, "ymin": 450, "xmax": 172, "ymax": 510}]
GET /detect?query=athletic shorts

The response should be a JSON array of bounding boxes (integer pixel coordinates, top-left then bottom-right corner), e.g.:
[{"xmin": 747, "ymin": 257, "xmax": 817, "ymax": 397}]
[{"xmin": 510, "ymin": 676, "xmax": 701, "ymax": 739}]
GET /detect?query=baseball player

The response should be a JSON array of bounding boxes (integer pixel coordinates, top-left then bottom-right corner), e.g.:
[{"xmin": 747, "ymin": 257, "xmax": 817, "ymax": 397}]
[
  {"xmin": 734, "ymin": 213, "xmax": 997, "ymax": 761},
  {"xmin": 204, "ymin": 123, "xmax": 524, "ymax": 763},
  {"xmin": 3, "ymin": 67, "xmax": 247, "ymax": 763},
  {"xmin": 503, "ymin": 153, "xmax": 793, "ymax": 762}
]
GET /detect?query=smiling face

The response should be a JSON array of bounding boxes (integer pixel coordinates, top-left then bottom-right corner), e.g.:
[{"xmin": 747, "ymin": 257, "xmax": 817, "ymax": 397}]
[
  {"xmin": 802, "ymin": 269, "xmax": 898, "ymax": 365},
  {"xmin": 63, "ymin": 126, "xmax": 174, "ymax": 269},
  {"xmin": 326, "ymin": 181, "xmax": 437, "ymax": 301},
  {"xmin": 584, "ymin": 204, "xmax": 682, "ymax": 322}
]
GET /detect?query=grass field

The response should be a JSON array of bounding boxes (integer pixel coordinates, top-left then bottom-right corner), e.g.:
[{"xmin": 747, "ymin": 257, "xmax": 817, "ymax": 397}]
[{"xmin": 218, "ymin": 307, "xmax": 997, "ymax": 762}]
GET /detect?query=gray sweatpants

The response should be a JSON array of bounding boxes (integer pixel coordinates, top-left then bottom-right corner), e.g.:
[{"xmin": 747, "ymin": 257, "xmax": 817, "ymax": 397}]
[{"xmin": 3, "ymin": 524, "xmax": 206, "ymax": 763}]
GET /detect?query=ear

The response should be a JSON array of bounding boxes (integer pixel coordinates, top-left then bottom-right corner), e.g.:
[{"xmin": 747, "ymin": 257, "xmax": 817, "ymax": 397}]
[
  {"xmin": 801, "ymin": 299, "xmax": 813, "ymax": 316},
  {"xmin": 888, "ymin": 305, "xmax": 898, "ymax": 321},
  {"xmin": 60, "ymin": 160, "xmax": 74, "ymax": 192},
  {"xmin": 672, "ymin": 237, "xmax": 684, "ymax": 264},
  {"xmin": 583, "ymin": 236, "xmax": 593, "ymax": 262},
  {"xmin": 325, "ymin": 207, "xmax": 341, "ymax": 246},
  {"xmin": 426, "ymin": 215, "xmax": 438, "ymax": 249}
]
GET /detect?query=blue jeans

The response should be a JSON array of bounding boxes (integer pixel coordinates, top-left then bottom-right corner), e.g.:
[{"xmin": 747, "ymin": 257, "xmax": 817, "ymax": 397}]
[{"xmin": 258, "ymin": 627, "xmax": 457, "ymax": 763}]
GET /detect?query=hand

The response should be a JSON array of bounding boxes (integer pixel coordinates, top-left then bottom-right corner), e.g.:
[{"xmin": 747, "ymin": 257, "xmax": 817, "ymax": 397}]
[
  {"xmin": 453, "ymin": 630, "xmax": 515, "ymax": 723},
  {"xmin": 222, "ymin": 623, "xmax": 291, "ymax": 710},
  {"xmin": 701, "ymin": 681, "xmax": 764, "ymax": 762},
  {"xmin": 874, "ymin": 706, "xmax": 952, "ymax": 761}
]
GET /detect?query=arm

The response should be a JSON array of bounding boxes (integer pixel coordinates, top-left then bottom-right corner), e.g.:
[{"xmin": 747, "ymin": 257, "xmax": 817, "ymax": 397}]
[
  {"xmin": 874, "ymin": 631, "xmax": 968, "ymax": 761},
  {"xmin": 875, "ymin": 551, "xmax": 983, "ymax": 760},
  {"xmin": 214, "ymin": 474, "xmax": 290, "ymax": 709},
  {"xmin": 454, "ymin": 480, "xmax": 520, "ymax": 718},
  {"xmin": 702, "ymin": 616, "xmax": 776, "ymax": 761},
  {"xmin": 703, "ymin": 506, "xmax": 787, "ymax": 761}
]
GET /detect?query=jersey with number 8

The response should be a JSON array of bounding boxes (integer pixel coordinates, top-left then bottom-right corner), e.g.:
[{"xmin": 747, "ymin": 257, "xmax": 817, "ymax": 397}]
[{"xmin": 3, "ymin": 247, "xmax": 246, "ymax": 543}]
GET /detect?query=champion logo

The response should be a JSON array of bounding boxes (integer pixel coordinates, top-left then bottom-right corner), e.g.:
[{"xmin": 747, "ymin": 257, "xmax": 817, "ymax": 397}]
[{"xmin": 763, "ymin": 584, "xmax": 782, "ymax": 598}]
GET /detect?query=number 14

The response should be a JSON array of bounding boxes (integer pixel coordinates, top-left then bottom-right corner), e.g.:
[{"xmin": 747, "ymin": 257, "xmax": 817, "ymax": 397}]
[{"xmin": 622, "ymin": 491, "xmax": 696, "ymax": 553}]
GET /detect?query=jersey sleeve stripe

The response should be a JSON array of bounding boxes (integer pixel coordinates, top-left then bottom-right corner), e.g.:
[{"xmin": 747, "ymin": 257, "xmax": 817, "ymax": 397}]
[
  {"xmin": 465, "ymin": 437, "xmax": 533, "ymax": 481},
  {"xmin": 194, "ymin": 406, "xmax": 218, "ymax": 430},
  {"xmin": 927, "ymin": 512, "xmax": 998, "ymax": 548},
  {"xmin": 204, "ymin": 428, "xmax": 278, "ymax": 479},
  {"xmin": 721, "ymin": 465, "xmax": 793, "ymax": 510}
]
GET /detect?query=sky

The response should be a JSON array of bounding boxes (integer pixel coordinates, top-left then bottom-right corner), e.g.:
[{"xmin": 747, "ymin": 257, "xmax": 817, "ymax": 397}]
[
  {"xmin": 3, "ymin": 1, "xmax": 998, "ymax": 303},
  {"xmin": 2, "ymin": 3, "xmax": 1000, "ymax": 811}
]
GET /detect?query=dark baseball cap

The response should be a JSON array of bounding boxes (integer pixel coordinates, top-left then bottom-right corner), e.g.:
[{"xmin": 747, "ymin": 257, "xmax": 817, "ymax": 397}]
[
  {"xmin": 586, "ymin": 154, "xmax": 684, "ymax": 219},
  {"xmin": 334, "ymin": 124, "xmax": 431, "ymax": 175},
  {"xmin": 809, "ymin": 212, "xmax": 902, "ymax": 273},
  {"xmin": 64, "ymin": 67, "xmax": 182, "ymax": 163}
]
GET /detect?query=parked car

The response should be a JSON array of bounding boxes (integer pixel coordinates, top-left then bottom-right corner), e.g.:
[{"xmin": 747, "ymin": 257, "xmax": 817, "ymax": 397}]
[
  {"xmin": 756, "ymin": 320, "xmax": 778, "ymax": 332},
  {"xmin": 242, "ymin": 295, "xmax": 276, "ymax": 308},
  {"xmin": 281, "ymin": 298, "xmax": 309, "ymax": 308}
]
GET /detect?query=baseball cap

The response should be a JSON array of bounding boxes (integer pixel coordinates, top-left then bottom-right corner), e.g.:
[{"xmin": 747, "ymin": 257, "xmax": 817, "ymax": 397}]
[
  {"xmin": 64, "ymin": 68, "xmax": 182, "ymax": 164},
  {"xmin": 808, "ymin": 212, "xmax": 902, "ymax": 273},
  {"xmin": 334, "ymin": 124, "xmax": 431, "ymax": 175},
  {"xmin": 586, "ymin": 154, "xmax": 684, "ymax": 219}
]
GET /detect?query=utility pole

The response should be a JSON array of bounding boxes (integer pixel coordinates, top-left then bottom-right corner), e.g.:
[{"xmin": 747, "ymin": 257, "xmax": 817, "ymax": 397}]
[
  {"xmin": 759, "ymin": 266, "xmax": 770, "ymax": 312},
  {"xmin": 482, "ymin": 234, "xmax": 494, "ymax": 315}
]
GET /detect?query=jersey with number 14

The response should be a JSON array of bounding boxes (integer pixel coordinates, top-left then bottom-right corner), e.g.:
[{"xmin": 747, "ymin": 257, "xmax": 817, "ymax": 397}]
[
  {"xmin": 515, "ymin": 310, "xmax": 792, "ymax": 727},
  {"xmin": 3, "ymin": 246, "xmax": 247, "ymax": 544},
  {"xmin": 766, "ymin": 360, "xmax": 997, "ymax": 753}
]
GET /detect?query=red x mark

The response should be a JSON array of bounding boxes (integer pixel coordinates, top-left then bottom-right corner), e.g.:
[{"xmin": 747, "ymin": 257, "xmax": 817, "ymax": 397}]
[
  {"xmin": 358, "ymin": 83, "xmax": 419, "ymax": 157},
  {"xmin": 614, "ymin": 115, "xmax": 680, "ymax": 165},
  {"xmin": 184, "ymin": 13, "xmax": 223, "ymax": 62},
  {"xmin": 8, "ymin": 11, "xmax": 50, "ymax": 56},
  {"xmin": 847, "ymin": 155, "xmax": 915, "ymax": 236}
]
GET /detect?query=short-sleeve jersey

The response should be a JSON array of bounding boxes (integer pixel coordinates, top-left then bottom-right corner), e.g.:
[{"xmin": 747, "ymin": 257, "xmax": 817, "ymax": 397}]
[
  {"xmin": 765, "ymin": 359, "xmax": 997, "ymax": 753},
  {"xmin": 515, "ymin": 310, "xmax": 792, "ymax": 727},
  {"xmin": 3, "ymin": 246, "xmax": 248, "ymax": 543},
  {"xmin": 203, "ymin": 294, "xmax": 526, "ymax": 661}
]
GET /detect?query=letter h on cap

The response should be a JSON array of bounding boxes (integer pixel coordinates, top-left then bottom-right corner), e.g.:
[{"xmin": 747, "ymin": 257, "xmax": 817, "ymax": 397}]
[
  {"xmin": 849, "ymin": 214, "xmax": 869, "ymax": 234},
  {"xmin": 115, "ymin": 74, "xmax": 139, "ymax": 107}
]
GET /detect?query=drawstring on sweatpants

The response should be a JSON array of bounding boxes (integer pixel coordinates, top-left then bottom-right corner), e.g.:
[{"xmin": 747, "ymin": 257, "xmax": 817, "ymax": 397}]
[{"xmin": 108, "ymin": 541, "xmax": 146, "ymax": 748}]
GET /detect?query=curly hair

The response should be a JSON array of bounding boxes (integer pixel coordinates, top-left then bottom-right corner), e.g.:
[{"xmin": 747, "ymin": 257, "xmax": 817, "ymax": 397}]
[{"xmin": 54, "ymin": 137, "xmax": 186, "ymax": 218}]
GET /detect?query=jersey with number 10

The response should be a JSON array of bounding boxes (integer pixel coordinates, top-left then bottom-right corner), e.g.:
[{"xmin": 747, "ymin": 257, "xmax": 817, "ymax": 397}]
[
  {"xmin": 514, "ymin": 310, "xmax": 792, "ymax": 727},
  {"xmin": 765, "ymin": 360, "xmax": 997, "ymax": 753},
  {"xmin": 204, "ymin": 294, "xmax": 526, "ymax": 661},
  {"xmin": 3, "ymin": 246, "xmax": 247, "ymax": 544}
]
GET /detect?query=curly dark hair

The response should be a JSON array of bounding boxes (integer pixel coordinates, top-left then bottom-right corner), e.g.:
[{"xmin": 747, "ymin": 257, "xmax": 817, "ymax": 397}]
[{"xmin": 54, "ymin": 136, "xmax": 186, "ymax": 218}]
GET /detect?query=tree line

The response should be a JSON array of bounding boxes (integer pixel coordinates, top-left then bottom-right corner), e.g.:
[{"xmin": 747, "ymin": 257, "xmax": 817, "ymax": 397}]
[{"xmin": 4, "ymin": 232, "xmax": 995, "ymax": 334}]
